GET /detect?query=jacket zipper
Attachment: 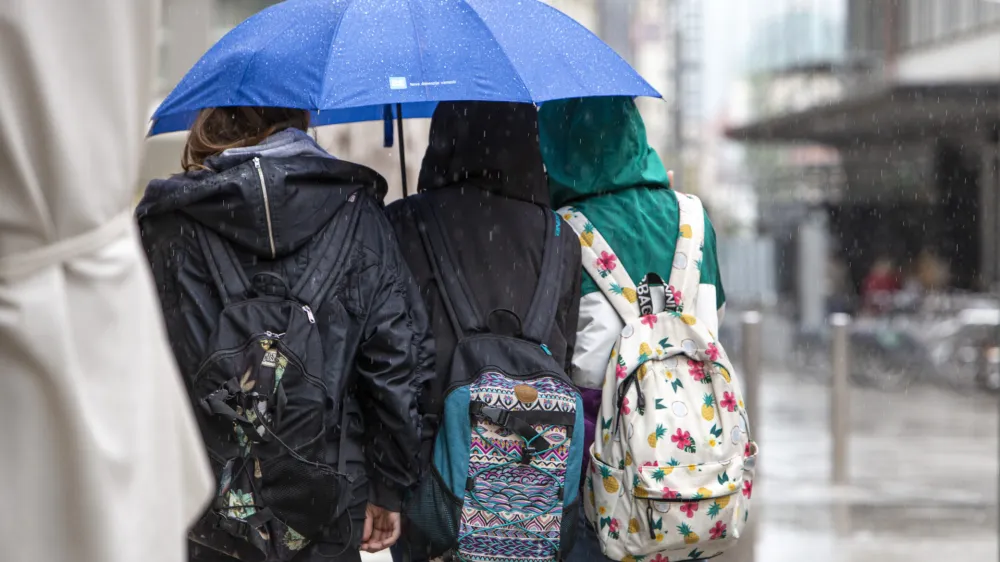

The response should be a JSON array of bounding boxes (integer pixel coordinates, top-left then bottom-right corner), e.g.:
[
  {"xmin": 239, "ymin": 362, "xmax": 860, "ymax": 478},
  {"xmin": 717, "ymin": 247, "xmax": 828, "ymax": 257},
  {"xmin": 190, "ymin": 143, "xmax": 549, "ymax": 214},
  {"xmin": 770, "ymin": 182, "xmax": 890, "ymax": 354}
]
[{"xmin": 253, "ymin": 157, "xmax": 277, "ymax": 259}]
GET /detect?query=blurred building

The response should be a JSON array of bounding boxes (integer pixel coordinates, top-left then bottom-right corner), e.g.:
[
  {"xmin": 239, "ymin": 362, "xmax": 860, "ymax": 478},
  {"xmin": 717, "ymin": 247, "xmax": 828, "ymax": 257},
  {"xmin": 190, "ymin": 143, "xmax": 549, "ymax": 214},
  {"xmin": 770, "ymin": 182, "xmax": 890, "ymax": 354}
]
[{"xmin": 730, "ymin": 0, "xmax": 1000, "ymax": 296}]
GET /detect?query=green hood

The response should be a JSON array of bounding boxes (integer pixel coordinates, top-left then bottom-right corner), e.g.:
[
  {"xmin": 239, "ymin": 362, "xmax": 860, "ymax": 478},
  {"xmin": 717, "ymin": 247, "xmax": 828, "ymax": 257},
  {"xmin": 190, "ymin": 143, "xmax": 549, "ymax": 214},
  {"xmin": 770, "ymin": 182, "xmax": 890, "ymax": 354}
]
[
  {"xmin": 539, "ymin": 97, "xmax": 725, "ymax": 309},
  {"xmin": 539, "ymin": 97, "xmax": 670, "ymax": 209}
]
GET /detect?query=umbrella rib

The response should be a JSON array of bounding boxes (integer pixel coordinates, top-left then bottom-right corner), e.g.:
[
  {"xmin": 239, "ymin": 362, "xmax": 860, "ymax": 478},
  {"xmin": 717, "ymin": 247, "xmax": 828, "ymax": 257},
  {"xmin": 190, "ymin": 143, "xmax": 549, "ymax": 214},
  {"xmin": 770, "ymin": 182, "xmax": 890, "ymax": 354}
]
[
  {"xmin": 403, "ymin": 0, "xmax": 429, "ymax": 101},
  {"xmin": 318, "ymin": 0, "xmax": 358, "ymax": 108},
  {"xmin": 232, "ymin": 15, "xmax": 306, "ymax": 107},
  {"xmin": 460, "ymin": 1, "xmax": 532, "ymax": 102}
]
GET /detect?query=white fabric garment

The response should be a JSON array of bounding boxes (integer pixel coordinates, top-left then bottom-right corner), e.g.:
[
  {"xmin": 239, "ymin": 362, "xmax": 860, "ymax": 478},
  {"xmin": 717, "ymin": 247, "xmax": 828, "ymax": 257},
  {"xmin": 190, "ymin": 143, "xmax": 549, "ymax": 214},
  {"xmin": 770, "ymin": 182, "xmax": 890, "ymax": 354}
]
[
  {"xmin": 0, "ymin": 1, "xmax": 213, "ymax": 561},
  {"xmin": 571, "ymin": 285, "xmax": 725, "ymax": 391}
]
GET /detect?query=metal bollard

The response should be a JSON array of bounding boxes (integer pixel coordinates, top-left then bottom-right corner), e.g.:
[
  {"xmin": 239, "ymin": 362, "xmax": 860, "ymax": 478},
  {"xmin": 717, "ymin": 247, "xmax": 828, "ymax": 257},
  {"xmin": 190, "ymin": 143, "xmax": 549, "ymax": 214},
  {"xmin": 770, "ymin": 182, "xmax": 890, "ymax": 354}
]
[
  {"xmin": 741, "ymin": 311, "xmax": 762, "ymax": 441},
  {"xmin": 830, "ymin": 313, "xmax": 851, "ymax": 485},
  {"xmin": 729, "ymin": 311, "xmax": 762, "ymax": 562}
]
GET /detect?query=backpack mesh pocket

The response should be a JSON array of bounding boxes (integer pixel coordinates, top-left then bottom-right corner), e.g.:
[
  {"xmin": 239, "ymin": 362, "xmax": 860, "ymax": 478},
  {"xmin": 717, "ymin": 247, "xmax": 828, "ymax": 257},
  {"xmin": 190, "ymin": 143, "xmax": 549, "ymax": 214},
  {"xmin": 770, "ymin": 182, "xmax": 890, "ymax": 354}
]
[
  {"xmin": 259, "ymin": 456, "xmax": 343, "ymax": 539},
  {"xmin": 559, "ymin": 497, "xmax": 580, "ymax": 557},
  {"xmin": 405, "ymin": 468, "xmax": 462, "ymax": 556}
]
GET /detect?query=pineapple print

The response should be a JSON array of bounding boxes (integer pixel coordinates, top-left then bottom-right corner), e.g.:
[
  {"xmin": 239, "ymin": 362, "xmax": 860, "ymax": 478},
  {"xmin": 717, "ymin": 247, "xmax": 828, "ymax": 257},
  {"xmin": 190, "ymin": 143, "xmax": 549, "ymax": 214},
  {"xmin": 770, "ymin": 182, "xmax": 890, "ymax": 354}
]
[
  {"xmin": 680, "ymin": 314, "xmax": 697, "ymax": 326},
  {"xmin": 715, "ymin": 363, "xmax": 732, "ymax": 383},
  {"xmin": 636, "ymin": 364, "xmax": 649, "ymax": 382},
  {"xmin": 639, "ymin": 342, "xmax": 653, "ymax": 358},
  {"xmin": 707, "ymin": 502, "xmax": 721, "ymax": 519},
  {"xmin": 701, "ymin": 394, "xmax": 715, "ymax": 421},
  {"xmin": 600, "ymin": 465, "xmax": 620, "ymax": 494},
  {"xmin": 601, "ymin": 416, "xmax": 613, "ymax": 445},
  {"xmin": 650, "ymin": 467, "xmax": 666, "ymax": 483},
  {"xmin": 707, "ymin": 495, "xmax": 730, "ymax": 520},
  {"xmin": 628, "ymin": 518, "xmax": 641, "ymax": 534},
  {"xmin": 695, "ymin": 487, "xmax": 712, "ymax": 499},
  {"xmin": 678, "ymin": 523, "xmax": 700, "ymax": 544},
  {"xmin": 580, "ymin": 222, "xmax": 596, "ymax": 247},
  {"xmin": 647, "ymin": 424, "xmax": 667, "ymax": 448},
  {"xmin": 663, "ymin": 458, "xmax": 680, "ymax": 475},
  {"xmin": 680, "ymin": 224, "xmax": 693, "ymax": 238},
  {"xmin": 610, "ymin": 283, "xmax": 638, "ymax": 304},
  {"xmin": 624, "ymin": 451, "xmax": 633, "ymax": 466},
  {"xmin": 632, "ymin": 474, "xmax": 650, "ymax": 498},
  {"xmin": 622, "ymin": 556, "xmax": 637, "ymax": 562}
]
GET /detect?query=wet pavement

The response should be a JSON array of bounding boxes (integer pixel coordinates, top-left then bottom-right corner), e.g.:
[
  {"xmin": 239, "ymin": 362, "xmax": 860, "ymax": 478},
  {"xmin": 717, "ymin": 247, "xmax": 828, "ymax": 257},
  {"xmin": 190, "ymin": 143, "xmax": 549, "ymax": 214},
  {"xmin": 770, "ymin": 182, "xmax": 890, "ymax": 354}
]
[
  {"xmin": 366, "ymin": 367, "xmax": 999, "ymax": 561},
  {"xmin": 722, "ymin": 367, "xmax": 999, "ymax": 561}
]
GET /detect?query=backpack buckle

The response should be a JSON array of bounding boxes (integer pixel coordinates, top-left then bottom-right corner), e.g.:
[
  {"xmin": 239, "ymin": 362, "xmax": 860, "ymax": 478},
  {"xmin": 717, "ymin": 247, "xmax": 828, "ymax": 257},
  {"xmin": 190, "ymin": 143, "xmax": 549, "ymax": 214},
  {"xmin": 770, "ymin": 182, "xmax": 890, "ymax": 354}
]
[
  {"xmin": 474, "ymin": 403, "xmax": 510, "ymax": 428},
  {"xmin": 493, "ymin": 408, "xmax": 511, "ymax": 426},
  {"xmin": 521, "ymin": 444, "xmax": 541, "ymax": 465}
]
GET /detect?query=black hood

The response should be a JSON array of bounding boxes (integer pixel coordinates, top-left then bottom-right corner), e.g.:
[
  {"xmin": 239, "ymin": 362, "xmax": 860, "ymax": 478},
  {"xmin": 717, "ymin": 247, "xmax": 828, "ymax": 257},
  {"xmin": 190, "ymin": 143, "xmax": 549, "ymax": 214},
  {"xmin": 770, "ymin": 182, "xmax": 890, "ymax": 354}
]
[
  {"xmin": 417, "ymin": 101, "xmax": 549, "ymax": 206},
  {"xmin": 137, "ymin": 155, "xmax": 387, "ymax": 258}
]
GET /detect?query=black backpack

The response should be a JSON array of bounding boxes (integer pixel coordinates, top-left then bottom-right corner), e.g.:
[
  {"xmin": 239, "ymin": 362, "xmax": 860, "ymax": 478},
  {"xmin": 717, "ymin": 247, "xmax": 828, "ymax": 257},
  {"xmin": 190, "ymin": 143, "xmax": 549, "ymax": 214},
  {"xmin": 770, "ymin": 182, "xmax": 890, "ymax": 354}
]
[
  {"xmin": 405, "ymin": 196, "xmax": 585, "ymax": 562},
  {"xmin": 186, "ymin": 191, "xmax": 363, "ymax": 562}
]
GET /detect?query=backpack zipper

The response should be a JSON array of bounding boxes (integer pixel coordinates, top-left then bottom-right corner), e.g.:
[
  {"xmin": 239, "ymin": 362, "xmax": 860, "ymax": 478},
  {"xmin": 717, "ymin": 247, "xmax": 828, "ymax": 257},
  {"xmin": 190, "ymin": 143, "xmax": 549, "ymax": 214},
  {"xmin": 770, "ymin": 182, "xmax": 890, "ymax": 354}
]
[
  {"xmin": 302, "ymin": 305, "xmax": 315, "ymax": 324},
  {"xmin": 253, "ymin": 157, "xmax": 277, "ymax": 259}
]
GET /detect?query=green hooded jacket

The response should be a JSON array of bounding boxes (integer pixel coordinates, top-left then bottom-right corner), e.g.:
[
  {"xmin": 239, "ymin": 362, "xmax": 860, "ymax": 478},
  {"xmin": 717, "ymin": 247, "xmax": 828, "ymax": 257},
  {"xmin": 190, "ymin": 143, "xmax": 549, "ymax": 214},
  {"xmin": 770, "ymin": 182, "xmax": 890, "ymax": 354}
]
[{"xmin": 538, "ymin": 96, "xmax": 725, "ymax": 307}]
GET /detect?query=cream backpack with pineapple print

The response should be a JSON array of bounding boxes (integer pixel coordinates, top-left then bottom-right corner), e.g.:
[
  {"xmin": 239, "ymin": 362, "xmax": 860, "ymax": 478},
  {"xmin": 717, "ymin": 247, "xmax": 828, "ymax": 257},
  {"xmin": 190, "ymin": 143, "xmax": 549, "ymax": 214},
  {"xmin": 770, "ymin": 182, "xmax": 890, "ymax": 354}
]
[{"xmin": 559, "ymin": 193, "xmax": 757, "ymax": 562}]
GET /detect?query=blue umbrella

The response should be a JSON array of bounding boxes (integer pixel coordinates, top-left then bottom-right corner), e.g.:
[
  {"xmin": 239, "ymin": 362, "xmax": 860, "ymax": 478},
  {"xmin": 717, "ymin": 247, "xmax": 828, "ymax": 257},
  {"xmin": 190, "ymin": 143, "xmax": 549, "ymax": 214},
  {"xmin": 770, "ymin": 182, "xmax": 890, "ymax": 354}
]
[{"xmin": 151, "ymin": 0, "xmax": 660, "ymax": 191}]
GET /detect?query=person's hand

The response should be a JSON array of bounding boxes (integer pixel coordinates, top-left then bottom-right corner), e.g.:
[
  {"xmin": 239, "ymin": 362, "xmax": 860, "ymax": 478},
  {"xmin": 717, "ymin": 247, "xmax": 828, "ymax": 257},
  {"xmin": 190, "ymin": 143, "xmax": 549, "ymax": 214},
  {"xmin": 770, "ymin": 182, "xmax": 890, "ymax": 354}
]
[{"xmin": 361, "ymin": 504, "xmax": 401, "ymax": 553}]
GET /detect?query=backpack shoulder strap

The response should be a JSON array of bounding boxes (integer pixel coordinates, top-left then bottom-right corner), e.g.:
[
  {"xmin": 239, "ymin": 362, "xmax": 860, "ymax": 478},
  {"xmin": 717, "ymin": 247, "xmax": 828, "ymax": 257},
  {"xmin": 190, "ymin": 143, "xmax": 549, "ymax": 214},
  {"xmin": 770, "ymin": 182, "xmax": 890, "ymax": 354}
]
[
  {"xmin": 521, "ymin": 209, "xmax": 567, "ymax": 344},
  {"xmin": 668, "ymin": 192, "xmax": 706, "ymax": 311},
  {"xmin": 291, "ymin": 189, "xmax": 365, "ymax": 311},
  {"xmin": 196, "ymin": 223, "xmax": 250, "ymax": 306},
  {"xmin": 557, "ymin": 206, "xmax": 641, "ymax": 323},
  {"xmin": 412, "ymin": 195, "xmax": 486, "ymax": 336}
]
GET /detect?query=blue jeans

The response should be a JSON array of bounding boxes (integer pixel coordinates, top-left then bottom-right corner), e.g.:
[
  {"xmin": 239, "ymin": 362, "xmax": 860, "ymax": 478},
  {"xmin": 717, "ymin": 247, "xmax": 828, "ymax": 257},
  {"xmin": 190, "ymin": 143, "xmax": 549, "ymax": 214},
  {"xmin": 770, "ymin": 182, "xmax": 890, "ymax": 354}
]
[{"xmin": 564, "ymin": 515, "xmax": 613, "ymax": 562}]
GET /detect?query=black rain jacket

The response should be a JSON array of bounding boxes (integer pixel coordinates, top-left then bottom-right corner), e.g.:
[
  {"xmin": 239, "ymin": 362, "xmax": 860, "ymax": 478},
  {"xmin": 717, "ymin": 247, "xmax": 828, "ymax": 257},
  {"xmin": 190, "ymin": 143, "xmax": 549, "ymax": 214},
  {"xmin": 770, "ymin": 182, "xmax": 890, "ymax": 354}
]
[
  {"xmin": 137, "ymin": 149, "xmax": 433, "ymax": 559},
  {"xmin": 384, "ymin": 102, "xmax": 582, "ymax": 462}
]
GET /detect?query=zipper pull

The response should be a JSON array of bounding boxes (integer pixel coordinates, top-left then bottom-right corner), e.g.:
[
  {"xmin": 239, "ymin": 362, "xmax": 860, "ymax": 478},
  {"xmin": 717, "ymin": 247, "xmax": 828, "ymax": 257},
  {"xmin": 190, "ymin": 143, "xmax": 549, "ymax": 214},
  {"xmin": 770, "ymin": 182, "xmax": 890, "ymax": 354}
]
[
  {"xmin": 302, "ymin": 305, "xmax": 316, "ymax": 324},
  {"xmin": 646, "ymin": 502, "xmax": 657, "ymax": 540}
]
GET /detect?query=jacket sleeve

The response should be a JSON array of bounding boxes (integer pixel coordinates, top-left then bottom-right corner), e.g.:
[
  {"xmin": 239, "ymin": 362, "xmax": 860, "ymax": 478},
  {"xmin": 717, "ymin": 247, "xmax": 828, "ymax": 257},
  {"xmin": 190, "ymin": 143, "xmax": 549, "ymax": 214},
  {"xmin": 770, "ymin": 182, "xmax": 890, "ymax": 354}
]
[
  {"xmin": 355, "ymin": 208, "xmax": 435, "ymax": 512},
  {"xmin": 696, "ymin": 211, "xmax": 726, "ymax": 334},
  {"xmin": 571, "ymin": 290, "xmax": 623, "ymax": 390}
]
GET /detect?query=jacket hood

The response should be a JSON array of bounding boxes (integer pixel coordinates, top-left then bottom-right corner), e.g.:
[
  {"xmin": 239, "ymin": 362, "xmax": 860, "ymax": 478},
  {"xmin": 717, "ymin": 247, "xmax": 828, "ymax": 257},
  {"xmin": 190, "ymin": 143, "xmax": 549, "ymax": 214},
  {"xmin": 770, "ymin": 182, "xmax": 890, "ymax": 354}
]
[
  {"xmin": 538, "ymin": 97, "xmax": 670, "ymax": 209},
  {"xmin": 137, "ymin": 136, "xmax": 386, "ymax": 258},
  {"xmin": 417, "ymin": 101, "xmax": 549, "ymax": 206}
]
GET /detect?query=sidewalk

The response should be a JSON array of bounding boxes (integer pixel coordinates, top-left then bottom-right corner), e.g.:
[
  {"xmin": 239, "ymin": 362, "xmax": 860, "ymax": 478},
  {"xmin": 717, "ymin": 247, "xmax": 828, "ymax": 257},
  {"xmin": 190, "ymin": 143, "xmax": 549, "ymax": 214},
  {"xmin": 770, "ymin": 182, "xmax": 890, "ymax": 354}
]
[{"xmin": 730, "ymin": 368, "xmax": 999, "ymax": 561}]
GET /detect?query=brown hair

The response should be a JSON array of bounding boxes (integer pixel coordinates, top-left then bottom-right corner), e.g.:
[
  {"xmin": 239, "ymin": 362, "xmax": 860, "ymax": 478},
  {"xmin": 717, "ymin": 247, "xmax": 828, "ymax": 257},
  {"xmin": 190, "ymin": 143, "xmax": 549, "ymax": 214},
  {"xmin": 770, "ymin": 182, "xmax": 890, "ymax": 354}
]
[{"xmin": 182, "ymin": 106, "xmax": 311, "ymax": 171}]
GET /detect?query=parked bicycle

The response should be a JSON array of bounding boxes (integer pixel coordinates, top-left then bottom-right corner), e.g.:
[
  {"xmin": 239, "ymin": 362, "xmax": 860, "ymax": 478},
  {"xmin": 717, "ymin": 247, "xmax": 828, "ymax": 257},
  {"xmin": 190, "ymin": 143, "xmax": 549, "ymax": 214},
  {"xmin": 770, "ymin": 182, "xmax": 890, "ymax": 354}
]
[{"xmin": 791, "ymin": 291, "xmax": 1000, "ymax": 393}]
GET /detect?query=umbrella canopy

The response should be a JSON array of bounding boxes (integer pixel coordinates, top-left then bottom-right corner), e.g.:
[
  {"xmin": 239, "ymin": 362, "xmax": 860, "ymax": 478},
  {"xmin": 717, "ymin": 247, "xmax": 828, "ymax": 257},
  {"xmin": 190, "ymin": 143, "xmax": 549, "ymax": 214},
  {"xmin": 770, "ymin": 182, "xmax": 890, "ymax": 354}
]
[{"xmin": 150, "ymin": 0, "xmax": 660, "ymax": 135}]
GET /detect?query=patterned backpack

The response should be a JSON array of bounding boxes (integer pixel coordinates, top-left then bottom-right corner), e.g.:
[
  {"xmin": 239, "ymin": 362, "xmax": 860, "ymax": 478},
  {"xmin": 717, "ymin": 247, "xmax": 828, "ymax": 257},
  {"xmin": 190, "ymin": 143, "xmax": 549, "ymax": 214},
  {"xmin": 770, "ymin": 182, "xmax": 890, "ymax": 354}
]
[
  {"xmin": 405, "ymin": 196, "xmax": 585, "ymax": 562},
  {"xmin": 559, "ymin": 193, "xmax": 757, "ymax": 562}
]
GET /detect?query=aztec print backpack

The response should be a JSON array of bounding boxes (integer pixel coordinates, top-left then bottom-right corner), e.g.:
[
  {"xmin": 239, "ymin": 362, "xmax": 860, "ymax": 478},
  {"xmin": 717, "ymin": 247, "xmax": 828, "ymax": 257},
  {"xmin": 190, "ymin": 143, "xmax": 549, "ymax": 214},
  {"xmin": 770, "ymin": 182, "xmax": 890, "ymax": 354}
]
[
  {"xmin": 405, "ymin": 196, "xmax": 585, "ymax": 562},
  {"xmin": 559, "ymin": 193, "xmax": 757, "ymax": 562}
]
